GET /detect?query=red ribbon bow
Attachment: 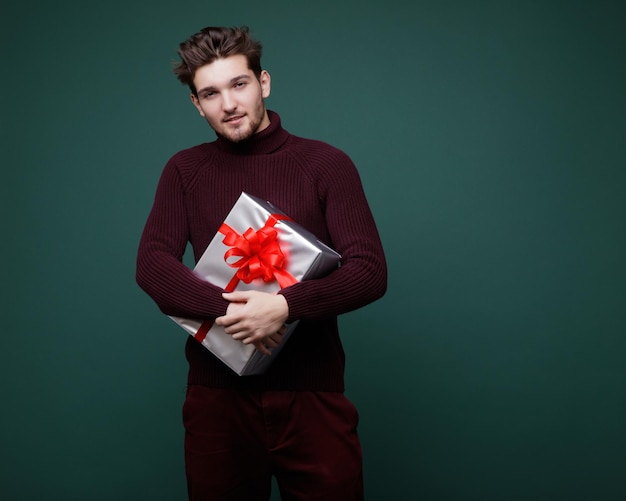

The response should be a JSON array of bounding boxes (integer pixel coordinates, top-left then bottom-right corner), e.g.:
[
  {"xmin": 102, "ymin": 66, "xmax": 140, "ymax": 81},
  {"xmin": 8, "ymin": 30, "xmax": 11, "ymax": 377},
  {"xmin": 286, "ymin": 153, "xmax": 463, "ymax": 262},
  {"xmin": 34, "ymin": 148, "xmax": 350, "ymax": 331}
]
[
  {"xmin": 220, "ymin": 214, "xmax": 297, "ymax": 291},
  {"xmin": 194, "ymin": 214, "xmax": 297, "ymax": 343}
]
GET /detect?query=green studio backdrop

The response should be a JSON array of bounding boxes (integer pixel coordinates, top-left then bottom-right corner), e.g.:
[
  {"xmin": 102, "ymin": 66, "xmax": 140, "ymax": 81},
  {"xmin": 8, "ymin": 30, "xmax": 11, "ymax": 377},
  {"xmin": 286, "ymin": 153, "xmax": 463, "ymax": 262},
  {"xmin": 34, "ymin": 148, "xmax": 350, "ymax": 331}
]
[{"xmin": 2, "ymin": 1, "xmax": 625, "ymax": 500}]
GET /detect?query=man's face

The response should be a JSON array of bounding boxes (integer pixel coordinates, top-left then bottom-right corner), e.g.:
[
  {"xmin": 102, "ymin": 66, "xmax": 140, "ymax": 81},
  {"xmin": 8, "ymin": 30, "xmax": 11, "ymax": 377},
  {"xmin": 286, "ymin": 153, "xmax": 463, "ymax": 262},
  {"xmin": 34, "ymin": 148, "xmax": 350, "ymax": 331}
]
[{"xmin": 191, "ymin": 54, "xmax": 271, "ymax": 143}]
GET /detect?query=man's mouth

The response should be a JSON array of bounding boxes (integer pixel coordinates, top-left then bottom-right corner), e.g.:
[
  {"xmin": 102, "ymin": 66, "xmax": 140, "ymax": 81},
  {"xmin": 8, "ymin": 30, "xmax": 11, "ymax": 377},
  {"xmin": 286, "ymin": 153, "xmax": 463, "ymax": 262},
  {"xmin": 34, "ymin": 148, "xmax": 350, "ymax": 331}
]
[{"xmin": 224, "ymin": 114, "xmax": 245, "ymax": 124}]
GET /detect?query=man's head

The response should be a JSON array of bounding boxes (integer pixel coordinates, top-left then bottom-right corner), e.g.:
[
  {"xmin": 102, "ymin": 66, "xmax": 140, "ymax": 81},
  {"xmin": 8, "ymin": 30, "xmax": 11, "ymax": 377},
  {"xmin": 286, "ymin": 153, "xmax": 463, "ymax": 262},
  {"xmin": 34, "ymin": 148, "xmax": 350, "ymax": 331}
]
[{"xmin": 173, "ymin": 26, "xmax": 271, "ymax": 143}]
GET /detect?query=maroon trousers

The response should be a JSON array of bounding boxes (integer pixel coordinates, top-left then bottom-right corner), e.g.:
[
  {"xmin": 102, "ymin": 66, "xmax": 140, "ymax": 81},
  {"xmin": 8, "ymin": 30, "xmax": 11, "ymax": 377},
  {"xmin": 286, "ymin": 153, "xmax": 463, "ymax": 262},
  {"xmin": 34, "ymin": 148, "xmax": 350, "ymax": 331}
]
[{"xmin": 183, "ymin": 386, "xmax": 364, "ymax": 500}]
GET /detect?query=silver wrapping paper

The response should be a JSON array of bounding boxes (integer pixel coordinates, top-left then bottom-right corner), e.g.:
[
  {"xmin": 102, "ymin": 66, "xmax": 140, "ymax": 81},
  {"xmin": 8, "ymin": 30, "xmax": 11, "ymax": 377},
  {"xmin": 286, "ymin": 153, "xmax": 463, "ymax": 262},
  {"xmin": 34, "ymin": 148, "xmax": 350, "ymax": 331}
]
[{"xmin": 169, "ymin": 192, "xmax": 341, "ymax": 375}]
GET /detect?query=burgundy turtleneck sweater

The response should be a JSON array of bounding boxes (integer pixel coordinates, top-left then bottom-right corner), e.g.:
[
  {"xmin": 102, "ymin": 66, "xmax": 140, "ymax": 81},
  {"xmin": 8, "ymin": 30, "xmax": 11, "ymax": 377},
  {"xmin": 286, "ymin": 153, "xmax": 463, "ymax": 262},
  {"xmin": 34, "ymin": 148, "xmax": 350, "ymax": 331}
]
[{"xmin": 136, "ymin": 111, "xmax": 387, "ymax": 391}]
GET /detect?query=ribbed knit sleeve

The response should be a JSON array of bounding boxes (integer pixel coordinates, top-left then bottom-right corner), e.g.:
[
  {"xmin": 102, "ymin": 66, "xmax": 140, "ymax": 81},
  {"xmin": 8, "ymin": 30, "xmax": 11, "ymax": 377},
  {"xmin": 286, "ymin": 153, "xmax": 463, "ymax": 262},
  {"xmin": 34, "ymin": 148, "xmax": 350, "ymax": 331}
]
[
  {"xmin": 136, "ymin": 153, "xmax": 229, "ymax": 319},
  {"xmin": 279, "ymin": 141, "xmax": 387, "ymax": 323}
]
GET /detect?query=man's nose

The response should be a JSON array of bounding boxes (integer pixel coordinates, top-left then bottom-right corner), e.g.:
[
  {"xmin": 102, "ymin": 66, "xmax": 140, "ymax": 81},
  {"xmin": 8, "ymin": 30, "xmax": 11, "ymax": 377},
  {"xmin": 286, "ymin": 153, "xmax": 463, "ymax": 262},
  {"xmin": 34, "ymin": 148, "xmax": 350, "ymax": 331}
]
[{"xmin": 222, "ymin": 91, "xmax": 236, "ymax": 112}]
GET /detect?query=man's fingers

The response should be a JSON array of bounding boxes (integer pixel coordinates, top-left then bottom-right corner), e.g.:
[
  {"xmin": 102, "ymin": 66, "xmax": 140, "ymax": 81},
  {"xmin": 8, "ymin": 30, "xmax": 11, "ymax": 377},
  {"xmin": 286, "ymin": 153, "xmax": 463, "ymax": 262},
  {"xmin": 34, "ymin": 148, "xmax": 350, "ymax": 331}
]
[
  {"xmin": 214, "ymin": 314, "xmax": 234, "ymax": 327},
  {"xmin": 222, "ymin": 291, "xmax": 250, "ymax": 301},
  {"xmin": 265, "ymin": 335, "xmax": 281, "ymax": 348},
  {"xmin": 253, "ymin": 341, "xmax": 272, "ymax": 356}
]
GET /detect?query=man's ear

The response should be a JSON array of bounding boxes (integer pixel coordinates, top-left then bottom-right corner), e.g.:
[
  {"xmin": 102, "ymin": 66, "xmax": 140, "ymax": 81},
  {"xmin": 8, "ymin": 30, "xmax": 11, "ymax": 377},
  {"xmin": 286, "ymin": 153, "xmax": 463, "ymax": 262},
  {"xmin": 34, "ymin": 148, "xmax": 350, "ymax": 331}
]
[
  {"xmin": 190, "ymin": 94, "xmax": 204, "ymax": 116},
  {"xmin": 260, "ymin": 70, "xmax": 271, "ymax": 99}
]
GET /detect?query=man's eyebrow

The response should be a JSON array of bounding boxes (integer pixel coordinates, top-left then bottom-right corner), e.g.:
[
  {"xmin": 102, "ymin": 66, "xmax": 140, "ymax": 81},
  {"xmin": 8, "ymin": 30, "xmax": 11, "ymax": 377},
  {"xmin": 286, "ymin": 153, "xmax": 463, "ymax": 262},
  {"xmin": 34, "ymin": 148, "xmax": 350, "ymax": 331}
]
[
  {"xmin": 229, "ymin": 74, "xmax": 252, "ymax": 83},
  {"xmin": 197, "ymin": 74, "xmax": 252, "ymax": 94}
]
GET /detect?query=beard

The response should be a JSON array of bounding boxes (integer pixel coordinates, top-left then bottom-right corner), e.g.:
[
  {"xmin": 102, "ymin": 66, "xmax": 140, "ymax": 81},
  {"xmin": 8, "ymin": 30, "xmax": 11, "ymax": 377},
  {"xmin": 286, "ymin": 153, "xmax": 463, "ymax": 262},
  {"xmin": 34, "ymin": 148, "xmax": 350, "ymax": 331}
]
[{"xmin": 213, "ymin": 101, "xmax": 268, "ymax": 143}]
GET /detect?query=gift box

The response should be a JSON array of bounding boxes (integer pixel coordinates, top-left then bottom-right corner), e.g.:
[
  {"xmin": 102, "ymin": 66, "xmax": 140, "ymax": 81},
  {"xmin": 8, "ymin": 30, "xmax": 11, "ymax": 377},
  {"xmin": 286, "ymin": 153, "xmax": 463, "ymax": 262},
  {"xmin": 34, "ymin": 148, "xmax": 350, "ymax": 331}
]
[{"xmin": 169, "ymin": 192, "xmax": 341, "ymax": 376}]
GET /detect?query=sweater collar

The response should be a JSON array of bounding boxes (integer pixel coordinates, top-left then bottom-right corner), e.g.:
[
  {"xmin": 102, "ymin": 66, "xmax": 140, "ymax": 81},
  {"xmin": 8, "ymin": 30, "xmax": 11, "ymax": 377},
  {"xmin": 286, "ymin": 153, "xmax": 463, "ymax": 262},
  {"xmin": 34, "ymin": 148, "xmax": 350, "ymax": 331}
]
[{"xmin": 215, "ymin": 110, "xmax": 289, "ymax": 155}]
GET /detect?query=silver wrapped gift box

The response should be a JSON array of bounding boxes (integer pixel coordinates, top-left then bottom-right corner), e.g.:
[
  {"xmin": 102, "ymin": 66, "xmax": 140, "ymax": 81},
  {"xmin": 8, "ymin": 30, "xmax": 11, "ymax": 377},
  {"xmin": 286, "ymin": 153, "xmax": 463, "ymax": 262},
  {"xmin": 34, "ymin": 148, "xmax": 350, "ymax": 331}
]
[{"xmin": 169, "ymin": 192, "xmax": 341, "ymax": 376}]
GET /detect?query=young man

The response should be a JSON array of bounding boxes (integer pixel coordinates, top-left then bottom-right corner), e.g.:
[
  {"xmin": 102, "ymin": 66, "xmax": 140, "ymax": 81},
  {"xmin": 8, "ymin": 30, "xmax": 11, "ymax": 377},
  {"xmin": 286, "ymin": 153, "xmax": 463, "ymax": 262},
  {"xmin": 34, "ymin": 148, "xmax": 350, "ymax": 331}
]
[{"xmin": 136, "ymin": 26, "xmax": 387, "ymax": 500}]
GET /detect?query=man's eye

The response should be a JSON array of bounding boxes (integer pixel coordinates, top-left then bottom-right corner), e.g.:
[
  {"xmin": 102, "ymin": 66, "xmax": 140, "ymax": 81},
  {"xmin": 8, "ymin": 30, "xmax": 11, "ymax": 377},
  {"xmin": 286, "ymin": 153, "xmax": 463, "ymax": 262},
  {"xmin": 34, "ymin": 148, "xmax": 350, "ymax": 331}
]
[{"xmin": 202, "ymin": 92, "xmax": 215, "ymax": 99}]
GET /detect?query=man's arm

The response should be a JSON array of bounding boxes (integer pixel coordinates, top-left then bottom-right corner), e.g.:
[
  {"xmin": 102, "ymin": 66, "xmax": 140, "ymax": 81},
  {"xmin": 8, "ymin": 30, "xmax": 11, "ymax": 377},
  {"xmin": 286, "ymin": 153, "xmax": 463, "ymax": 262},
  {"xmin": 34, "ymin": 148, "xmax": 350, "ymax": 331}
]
[
  {"xmin": 136, "ymin": 158, "xmax": 229, "ymax": 319},
  {"xmin": 280, "ymin": 148, "xmax": 387, "ymax": 322}
]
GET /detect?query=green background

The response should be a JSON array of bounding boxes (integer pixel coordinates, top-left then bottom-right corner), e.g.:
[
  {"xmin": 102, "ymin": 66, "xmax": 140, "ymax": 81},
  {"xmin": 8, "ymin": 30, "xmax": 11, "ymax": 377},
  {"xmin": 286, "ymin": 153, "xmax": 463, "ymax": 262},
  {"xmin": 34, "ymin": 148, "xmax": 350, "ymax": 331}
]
[{"xmin": 2, "ymin": 1, "xmax": 625, "ymax": 499}]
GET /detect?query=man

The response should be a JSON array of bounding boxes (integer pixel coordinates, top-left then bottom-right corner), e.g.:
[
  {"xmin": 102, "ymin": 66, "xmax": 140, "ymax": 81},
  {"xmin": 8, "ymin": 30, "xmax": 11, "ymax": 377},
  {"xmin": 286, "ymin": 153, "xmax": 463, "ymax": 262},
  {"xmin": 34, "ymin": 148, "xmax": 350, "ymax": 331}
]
[{"xmin": 136, "ymin": 26, "xmax": 387, "ymax": 500}]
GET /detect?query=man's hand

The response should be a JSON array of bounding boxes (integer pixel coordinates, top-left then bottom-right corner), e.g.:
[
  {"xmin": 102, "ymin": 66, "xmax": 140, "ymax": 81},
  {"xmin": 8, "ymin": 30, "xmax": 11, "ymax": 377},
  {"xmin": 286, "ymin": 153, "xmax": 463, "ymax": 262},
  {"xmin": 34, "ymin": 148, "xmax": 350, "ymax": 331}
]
[{"xmin": 215, "ymin": 291, "xmax": 289, "ymax": 356}]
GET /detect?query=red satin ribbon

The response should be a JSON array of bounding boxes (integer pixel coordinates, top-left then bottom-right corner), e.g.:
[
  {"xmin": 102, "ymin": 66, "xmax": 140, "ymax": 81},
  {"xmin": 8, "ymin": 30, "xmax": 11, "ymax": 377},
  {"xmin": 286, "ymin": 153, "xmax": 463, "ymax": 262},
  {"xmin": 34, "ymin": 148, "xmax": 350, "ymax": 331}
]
[{"xmin": 194, "ymin": 213, "xmax": 297, "ymax": 343}]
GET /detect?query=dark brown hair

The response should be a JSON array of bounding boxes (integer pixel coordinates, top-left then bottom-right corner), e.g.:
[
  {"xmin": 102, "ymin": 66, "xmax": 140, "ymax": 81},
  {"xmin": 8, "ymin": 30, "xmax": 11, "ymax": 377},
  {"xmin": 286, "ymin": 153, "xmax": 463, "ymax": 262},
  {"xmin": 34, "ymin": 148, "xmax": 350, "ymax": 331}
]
[{"xmin": 173, "ymin": 26, "xmax": 263, "ymax": 96}]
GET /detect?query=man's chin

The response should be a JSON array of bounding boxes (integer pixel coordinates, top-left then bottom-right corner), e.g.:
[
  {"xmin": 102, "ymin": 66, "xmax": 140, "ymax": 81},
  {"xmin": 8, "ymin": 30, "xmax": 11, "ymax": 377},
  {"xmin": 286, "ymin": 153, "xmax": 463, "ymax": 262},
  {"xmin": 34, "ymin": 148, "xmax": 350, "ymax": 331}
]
[
  {"xmin": 218, "ymin": 133, "xmax": 250, "ymax": 143},
  {"xmin": 216, "ymin": 127, "xmax": 254, "ymax": 144}
]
